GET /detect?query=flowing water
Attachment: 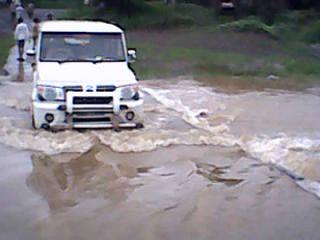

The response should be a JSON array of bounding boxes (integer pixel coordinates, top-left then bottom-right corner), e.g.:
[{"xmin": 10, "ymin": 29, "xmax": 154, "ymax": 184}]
[{"xmin": 1, "ymin": 47, "xmax": 320, "ymax": 239}]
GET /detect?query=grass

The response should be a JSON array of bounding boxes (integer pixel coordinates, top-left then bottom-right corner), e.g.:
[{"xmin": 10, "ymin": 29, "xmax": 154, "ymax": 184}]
[
  {"xmin": 122, "ymin": 8, "xmax": 320, "ymax": 88},
  {"xmin": 130, "ymin": 44, "xmax": 320, "ymax": 90},
  {"xmin": 217, "ymin": 16, "xmax": 278, "ymax": 38},
  {"xmin": 209, "ymin": 10, "xmax": 320, "ymax": 43},
  {"xmin": 128, "ymin": 29, "xmax": 320, "ymax": 90},
  {"xmin": 0, "ymin": 36, "xmax": 13, "ymax": 70}
]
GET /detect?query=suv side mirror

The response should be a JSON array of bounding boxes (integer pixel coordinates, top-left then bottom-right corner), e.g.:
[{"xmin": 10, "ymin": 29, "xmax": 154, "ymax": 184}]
[
  {"xmin": 26, "ymin": 49, "xmax": 36, "ymax": 57},
  {"xmin": 128, "ymin": 49, "xmax": 136, "ymax": 63}
]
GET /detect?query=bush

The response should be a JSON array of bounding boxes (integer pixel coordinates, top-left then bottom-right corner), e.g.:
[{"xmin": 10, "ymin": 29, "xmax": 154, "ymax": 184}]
[
  {"xmin": 302, "ymin": 20, "xmax": 320, "ymax": 43},
  {"xmin": 174, "ymin": 3, "xmax": 214, "ymax": 25},
  {"xmin": 130, "ymin": 2, "xmax": 212, "ymax": 28},
  {"xmin": 119, "ymin": 13, "xmax": 194, "ymax": 29},
  {"xmin": 68, "ymin": 2, "xmax": 213, "ymax": 29},
  {"xmin": 32, "ymin": 0, "xmax": 83, "ymax": 8},
  {"xmin": 218, "ymin": 17, "xmax": 276, "ymax": 37},
  {"xmin": 104, "ymin": 0, "xmax": 152, "ymax": 16},
  {"xmin": 275, "ymin": 10, "xmax": 318, "ymax": 24}
]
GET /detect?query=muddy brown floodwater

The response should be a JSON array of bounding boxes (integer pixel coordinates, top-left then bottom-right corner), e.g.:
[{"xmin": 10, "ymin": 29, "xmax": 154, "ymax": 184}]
[{"xmin": 1, "ymin": 43, "xmax": 320, "ymax": 240}]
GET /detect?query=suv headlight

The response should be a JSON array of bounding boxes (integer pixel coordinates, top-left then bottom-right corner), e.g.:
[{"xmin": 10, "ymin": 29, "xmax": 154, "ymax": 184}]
[
  {"xmin": 37, "ymin": 85, "xmax": 64, "ymax": 101},
  {"xmin": 120, "ymin": 84, "xmax": 140, "ymax": 100}
]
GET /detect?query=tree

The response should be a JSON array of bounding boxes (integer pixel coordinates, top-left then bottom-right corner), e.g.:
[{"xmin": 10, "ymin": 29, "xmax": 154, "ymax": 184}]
[
  {"xmin": 164, "ymin": 0, "xmax": 176, "ymax": 5},
  {"xmin": 97, "ymin": 0, "xmax": 147, "ymax": 16},
  {"xmin": 288, "ymin": 0, "xmax": 320, "ymax": 10}
]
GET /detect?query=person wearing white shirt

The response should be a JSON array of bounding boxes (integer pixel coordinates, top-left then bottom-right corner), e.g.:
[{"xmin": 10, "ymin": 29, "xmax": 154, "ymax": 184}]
[
  {"xmin": 14, "ymin": 17, "xmax": 29, "ymax": 61},
  {"xmin": 15, "ymin": 3, "xmax": 24, "ymax": 20},
  {"xmin": 13, "ymin": 0, "xmax": 21, "ymax": 5}
]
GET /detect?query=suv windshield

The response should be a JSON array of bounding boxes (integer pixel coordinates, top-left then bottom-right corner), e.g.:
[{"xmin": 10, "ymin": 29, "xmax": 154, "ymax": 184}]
[{"xmin": 40, "ymin": 32, "xmax": 126, "ymax": 62}]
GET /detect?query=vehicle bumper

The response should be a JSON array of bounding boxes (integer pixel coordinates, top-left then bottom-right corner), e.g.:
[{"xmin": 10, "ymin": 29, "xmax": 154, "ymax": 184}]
[{"xmin": 32, "ymin": 99, "xmax": 143, "ymax": 130}]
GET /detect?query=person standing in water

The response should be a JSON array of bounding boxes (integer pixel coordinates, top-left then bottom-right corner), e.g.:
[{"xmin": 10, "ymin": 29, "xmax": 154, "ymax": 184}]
[{"xmin": 14, "ymin": 17, "xmax": 29, "ymax": 61}]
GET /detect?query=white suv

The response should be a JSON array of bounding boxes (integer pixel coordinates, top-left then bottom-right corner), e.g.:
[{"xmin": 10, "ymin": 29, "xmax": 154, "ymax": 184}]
[{"xmin": 29, "ymin": 21, "xmax": 143, "ymax": 130}]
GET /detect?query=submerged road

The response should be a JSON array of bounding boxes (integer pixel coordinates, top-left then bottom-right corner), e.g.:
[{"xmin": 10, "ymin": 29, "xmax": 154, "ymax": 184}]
[{"xmin": 1, "ymin": 8, "xmax": 320, "ymax": 240}]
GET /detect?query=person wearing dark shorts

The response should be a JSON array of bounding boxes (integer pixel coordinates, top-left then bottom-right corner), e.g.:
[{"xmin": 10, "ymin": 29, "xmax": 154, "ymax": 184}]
[
  {"xmin": 17, "ymin": 39, "xmax": 25, "ymax": 49},
  {"xmin": 14, "ymin": 17, "xmax": 29, "ymax": 61}
]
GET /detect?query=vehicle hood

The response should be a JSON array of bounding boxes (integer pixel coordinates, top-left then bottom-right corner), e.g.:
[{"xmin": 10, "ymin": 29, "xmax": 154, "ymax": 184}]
[{"xmin": 36, "ymin": 62, "xmax": 137, "ymax": 87}]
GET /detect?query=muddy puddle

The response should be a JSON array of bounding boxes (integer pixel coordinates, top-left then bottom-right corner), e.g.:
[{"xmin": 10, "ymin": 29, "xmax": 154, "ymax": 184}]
[{"xmin": 1, "ymin": 47, "xmax": 320, "ymax": 239}]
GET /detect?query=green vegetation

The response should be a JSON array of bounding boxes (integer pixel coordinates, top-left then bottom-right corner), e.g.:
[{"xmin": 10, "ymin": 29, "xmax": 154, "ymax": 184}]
[
  {"xmin": 126, "ymin": 23, "xmax": 320, "ymax": 90},
  {"xmin": 130, "ymin": 39, "xmax": 320, "ymax": 78},
  {"xmin": 22, "ymin": 1, "xmax": 320, "ymax": 88},
  {"xmin": 0, "ymin": 36, "xmax": 13, "ymax": 69},
  {"xmin": 32, "ymin": 0, "xmax": 83, "ymax": 9},
  {"xmin": 302, "ymin": 20, "xmax": 320, "ymax": 43},
  {"xmin": 65, "ymin": 1, "xmax": 320, "ymax": 43},
  {"xmin": 217, "ymin": 17, "xmax": 277, "ymax": 38},
  {"xmin": 67, "ymin": 2, "xmax": 214, "ymax": 29},
  {"xmin": 130, "ymin": 41, "xmax": 320, "ymax": 90},
  {"xmin": 214, "ymin": 10, "xmax": 320, "ymax": 42}
]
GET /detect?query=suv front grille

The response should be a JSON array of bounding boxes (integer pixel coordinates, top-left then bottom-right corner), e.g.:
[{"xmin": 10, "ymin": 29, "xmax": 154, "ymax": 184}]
[
  {"xmin": 73, "ymin": 97, "xmax": 113, "ymax": 105},
  {"xmin": 73, "ymin": 117, "xmax": 111, "ymax": 123},
  {"xmin": 64, "ymin": 85, "xmax": 116, "ymax": 93},
  {"xmin": 64, "ymin": 86, "xmax": 83, "ymax": 93}
]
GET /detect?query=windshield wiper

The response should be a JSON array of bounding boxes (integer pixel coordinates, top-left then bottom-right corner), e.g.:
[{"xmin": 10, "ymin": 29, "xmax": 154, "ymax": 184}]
[
  {"xmin": 45, "ymin": 58, "xmax": 125, "ymax": 64},
  {"xmin": 92, "ymin": 57, "xmax": 125, "ymax": 64},
  {"xmin": 57, "ymin": 58, "xmax": 93, "ymax": 64}
]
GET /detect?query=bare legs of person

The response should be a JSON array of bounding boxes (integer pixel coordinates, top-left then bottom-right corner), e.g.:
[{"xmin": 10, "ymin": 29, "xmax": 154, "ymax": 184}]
[
  {"xmin": 17, "ymin": 40, "xmax": 25, "ymax": 61},
  {"xmin": 33, "ymin": 37, "xmax": 38, "ymax": 50}
]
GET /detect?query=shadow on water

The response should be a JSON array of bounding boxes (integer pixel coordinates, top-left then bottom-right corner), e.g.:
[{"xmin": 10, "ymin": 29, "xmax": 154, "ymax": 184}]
[
  {"xmin": 27, "ymin": 149, "xmax": 101, "ymax": 211},
  {"xmin": 26, "ymin": 146, "xmax": 142, "ymax": 212},
  {"xmin": 25, "ymin": 144, "xmax": 252, "ymax": 213}
]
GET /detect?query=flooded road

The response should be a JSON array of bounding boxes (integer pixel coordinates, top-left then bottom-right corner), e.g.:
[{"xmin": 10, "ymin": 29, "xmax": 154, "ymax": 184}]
[{"xmin": 1, "ymin": 46, "xmax": 320, "ymax": 240}]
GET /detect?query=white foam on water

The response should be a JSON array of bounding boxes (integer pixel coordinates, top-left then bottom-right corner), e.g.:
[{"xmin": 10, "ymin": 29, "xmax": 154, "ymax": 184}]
[
  {"xmin": 0, "ymin": 76, "xmax": 320, "ymax": 198},
  {"xmin": 142, "ymin": 80, "xmax": 320, "ymax": 198},
  {"xmin": 142, "ymin": 87, "xmax": 231, "ymax": 133},
  {"xmin": 241, "ymin": 136, "xmax": 320, "ymax": 174},
  {"xmin": 297, "ymin": 180, "xmax": 320, "ymax": 199},
  {"xmin": 93, "ymin": 128, "xmax": 238, "ymax": 153},
  {"xmin": 0, "ymin": 117, "xmax": 95, "ymax": 155},
  {"xmin": 240, "ymin": 135, "xmax": 320, "ymax": 198}
]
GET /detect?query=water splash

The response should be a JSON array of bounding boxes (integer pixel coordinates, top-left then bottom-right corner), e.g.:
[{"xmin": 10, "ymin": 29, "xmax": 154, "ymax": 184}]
[{"xmin": 0, "ymin": 78, "xmax": 320, "ymax": 198}]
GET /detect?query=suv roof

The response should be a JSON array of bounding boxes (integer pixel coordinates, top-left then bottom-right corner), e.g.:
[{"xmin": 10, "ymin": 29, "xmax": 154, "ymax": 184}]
[{"xmin": 40, "ymin": 20, "xmax": 123, "ymax": 33}]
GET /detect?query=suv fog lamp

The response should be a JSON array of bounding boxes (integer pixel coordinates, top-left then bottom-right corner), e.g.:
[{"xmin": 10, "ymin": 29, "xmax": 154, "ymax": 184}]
[
  {"xmin": 125, "ymin": 111, "xmax": 135, "ymax": 121},
  {"xmin": 45, "ymin": 113, "xmax": 54, "ymax": 123}
]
